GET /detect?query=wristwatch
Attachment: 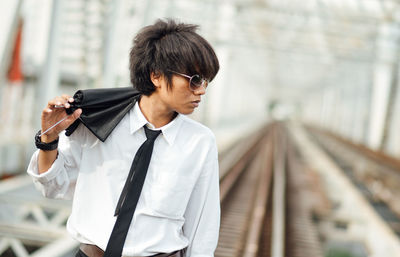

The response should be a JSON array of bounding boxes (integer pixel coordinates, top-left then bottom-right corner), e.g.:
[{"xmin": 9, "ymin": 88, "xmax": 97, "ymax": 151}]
[{"xmin": 35, "ymin": 130, "xmax": 59, "ymax": 151}]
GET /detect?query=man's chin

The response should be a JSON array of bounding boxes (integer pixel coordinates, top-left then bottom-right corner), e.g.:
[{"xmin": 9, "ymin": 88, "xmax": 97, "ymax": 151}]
[{"xmin": 178, "ymin": 109, "xmax": 195, "ymax": 115}]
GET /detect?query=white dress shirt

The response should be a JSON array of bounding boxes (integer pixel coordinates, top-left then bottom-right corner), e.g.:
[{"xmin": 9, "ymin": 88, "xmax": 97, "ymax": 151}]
[{"xmin": 27, "ymin": 102, "xmax": 220, "ymax": 257}]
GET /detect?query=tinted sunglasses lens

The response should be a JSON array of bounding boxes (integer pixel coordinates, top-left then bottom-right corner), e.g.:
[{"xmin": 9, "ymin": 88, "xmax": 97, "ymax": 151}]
[
  {"xmin": 190, "ymin": 75, "xmax": 204, "ymax": 90},
  {"xmin": 191, "ymin": 75, "xmax": 202, "ymax": 86}
]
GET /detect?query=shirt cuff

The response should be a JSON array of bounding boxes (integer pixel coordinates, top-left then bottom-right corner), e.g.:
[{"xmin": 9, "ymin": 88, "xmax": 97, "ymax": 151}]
[{"xmin": 27, "ymin": 149, "xmax": 65, "ymax": 183}]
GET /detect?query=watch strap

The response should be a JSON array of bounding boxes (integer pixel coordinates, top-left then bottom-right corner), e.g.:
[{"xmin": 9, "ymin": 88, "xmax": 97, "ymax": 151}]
[{"xmin": 35, "ymin": 130, "xmax": 59, "ymax": 151}]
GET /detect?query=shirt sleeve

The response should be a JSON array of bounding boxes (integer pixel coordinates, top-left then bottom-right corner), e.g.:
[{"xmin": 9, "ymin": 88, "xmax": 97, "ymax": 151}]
[
  {"xmin": 183, "ymin": 141, "xmax": 221, "ymax": 257},
  {"xmin": 26, "ymin": 125, "xmax": 85, "ymax": 200}
]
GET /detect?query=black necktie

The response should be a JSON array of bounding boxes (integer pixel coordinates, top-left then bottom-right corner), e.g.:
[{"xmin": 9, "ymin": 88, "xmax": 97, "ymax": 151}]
[{"xmin": 104, "ymin": 126, "xmax": 161, "ymax": 257}]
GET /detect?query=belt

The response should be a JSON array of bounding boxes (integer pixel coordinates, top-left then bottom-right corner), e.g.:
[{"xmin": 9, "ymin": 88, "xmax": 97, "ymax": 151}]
[{"xmin": 80, "ymin": 244, "xmax": 185, "ymax": 257}]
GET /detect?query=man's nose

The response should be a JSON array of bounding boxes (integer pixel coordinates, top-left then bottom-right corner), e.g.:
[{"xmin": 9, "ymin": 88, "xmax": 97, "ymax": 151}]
[{"xmin": 193, "ymin": 85, "xmax": 206, "ymax": 95}]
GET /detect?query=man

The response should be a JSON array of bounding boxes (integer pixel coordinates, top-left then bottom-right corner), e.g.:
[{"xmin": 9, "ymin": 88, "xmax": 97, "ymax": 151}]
[{"xmin": 27, "ymin": 19, "xmax": 220, "ymax": 257}]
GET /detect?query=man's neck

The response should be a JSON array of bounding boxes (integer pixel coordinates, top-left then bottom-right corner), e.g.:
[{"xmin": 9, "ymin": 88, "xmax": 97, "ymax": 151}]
[{"xmin": 138, "ymin": 94, "xmax": 176, "ymax": 128}]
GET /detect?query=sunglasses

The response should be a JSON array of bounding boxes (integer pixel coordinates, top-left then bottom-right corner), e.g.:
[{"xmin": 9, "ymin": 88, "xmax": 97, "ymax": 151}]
[{"xmin": 167, "ymin": 70, "xmax": 208, "ymax": 91}]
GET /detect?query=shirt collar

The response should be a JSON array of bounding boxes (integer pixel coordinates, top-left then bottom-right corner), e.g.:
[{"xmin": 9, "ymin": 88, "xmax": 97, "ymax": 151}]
[{"xmin": 130, "ymin": 101, "xmax": 183, "ymax": 146}]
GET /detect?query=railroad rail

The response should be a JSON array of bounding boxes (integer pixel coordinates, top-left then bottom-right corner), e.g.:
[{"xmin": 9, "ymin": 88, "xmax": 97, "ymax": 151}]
[
  {"xmin": 307, "ymin": 125, "xmax": 400, "ymax": 237},
  {"xmin": 290, "ymin": 123, "xmax": 400, "ymax": 257},
  {"xmin": 216, "ymin": 123, "xmax": 323, "ymax": 257}
]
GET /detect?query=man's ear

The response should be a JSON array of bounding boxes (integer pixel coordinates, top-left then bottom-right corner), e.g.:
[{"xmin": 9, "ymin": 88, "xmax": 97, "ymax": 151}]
[{"xmin": 150, "ymin": 71, "xmax": 162, "ymax": 88}]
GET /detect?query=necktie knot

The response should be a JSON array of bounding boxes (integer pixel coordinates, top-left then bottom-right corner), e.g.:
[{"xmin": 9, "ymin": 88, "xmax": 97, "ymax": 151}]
[{"xmin": 144, "ymin": 125, "xmax": 161, "ymax": 140}]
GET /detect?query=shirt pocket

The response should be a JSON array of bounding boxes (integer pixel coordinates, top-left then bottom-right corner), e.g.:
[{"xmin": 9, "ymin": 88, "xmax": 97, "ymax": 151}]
[{"xmin": 146, "ymin": 171, "xmax": 194, "ymax": 220}]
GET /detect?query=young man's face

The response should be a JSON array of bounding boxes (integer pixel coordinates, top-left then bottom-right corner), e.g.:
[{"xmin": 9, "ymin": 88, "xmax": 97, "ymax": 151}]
[{"xmin": 155, "ymin": 73, "xmax": 206, "ymax": 115}]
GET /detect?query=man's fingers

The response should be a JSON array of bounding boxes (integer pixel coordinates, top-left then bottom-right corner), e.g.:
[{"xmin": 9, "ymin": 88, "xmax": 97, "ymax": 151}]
[
  {"xmin": 61, "ymin": 94, "xmax": 71, "ymax": 100},
  {"xmin": 47, "ymin": 96, "xmax": 71, "ymax": 109},
  {"xmin": 43, "ymin": 107, "xmax": 52, "ymax": 114},
  {"xmin": 72, "ymin": 108, "xmax": 82, "ymax": 119},
  {"xmin": 61, "ymin": 95, "xmax": 74, "ymax": 104},
  {"xmin": 41, "ymin": 95, "xmax": 79, "ymax": 137},
  {"xmin": 61, "ymin": 95, "xmax": 73, "ymax": 108},
  {"xmin": 47, "ymin": 98, "xmax": 62, "ymax": 109},
  {"xmin": 46, "ymin": 94, "xmax": 74, "ymax": 110},
  {"xmin": 65, "ymin": 108, "xmax": 82, "ymax": 125}
]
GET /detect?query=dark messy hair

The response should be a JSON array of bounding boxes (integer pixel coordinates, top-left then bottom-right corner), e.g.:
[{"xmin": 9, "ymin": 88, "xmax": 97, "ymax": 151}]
[{"xmin": 129, "ymin": 18, "xmax": 219, "ymax": 95}]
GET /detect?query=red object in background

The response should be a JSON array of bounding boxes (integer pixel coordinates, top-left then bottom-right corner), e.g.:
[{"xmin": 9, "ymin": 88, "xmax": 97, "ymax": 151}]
[
  {"xmin": 7, "ymin": 20, "xmax": 23, "ymax": 82},
  {"xmin": 0, "ymin": 173, "xmax": 15, "ymax": 180}
]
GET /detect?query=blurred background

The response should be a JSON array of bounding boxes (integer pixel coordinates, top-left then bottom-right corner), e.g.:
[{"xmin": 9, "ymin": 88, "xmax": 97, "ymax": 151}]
[{"xmin": 1, "ymin": 0, "xmax": 400, "ymax": 257}]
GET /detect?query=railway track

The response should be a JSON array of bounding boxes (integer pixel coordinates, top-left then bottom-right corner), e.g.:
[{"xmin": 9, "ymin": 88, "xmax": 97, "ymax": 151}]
[
  {"xmin": 216, "ymin": 125, "xmax": 272, "ymax": 257},
  {"xmin": 216, "ymin": 123, "xmax": 323, "ymax": 257},
  {"xmin": 307, "ymin": 126, "xmax": 400, "ymax": 238}
]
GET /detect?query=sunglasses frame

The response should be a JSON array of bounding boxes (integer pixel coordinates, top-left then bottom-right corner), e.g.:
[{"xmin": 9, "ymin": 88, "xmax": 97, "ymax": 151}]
[{"xmin": 167, "ymin": 70, "xmax": 208, "ymax": 91}]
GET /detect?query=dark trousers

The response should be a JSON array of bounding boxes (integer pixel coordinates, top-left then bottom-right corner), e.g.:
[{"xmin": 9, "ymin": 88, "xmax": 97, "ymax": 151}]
[
  {"xmin": 75, "ymin": 247, "xmax": 185, "ymax": 257},
  {"xmin": 75, "ymin": 249, "xmax": 88, "ymax": 257}
]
